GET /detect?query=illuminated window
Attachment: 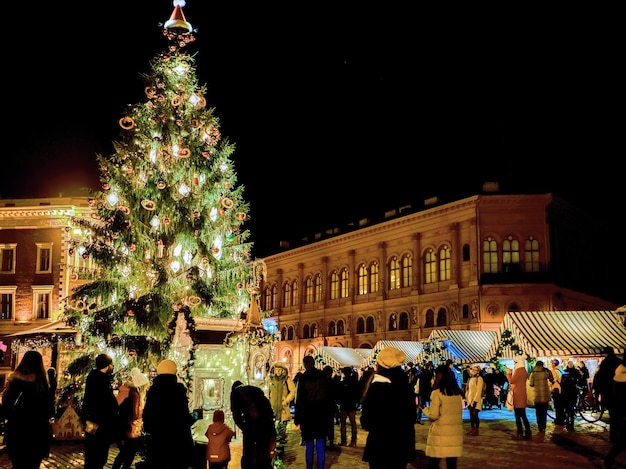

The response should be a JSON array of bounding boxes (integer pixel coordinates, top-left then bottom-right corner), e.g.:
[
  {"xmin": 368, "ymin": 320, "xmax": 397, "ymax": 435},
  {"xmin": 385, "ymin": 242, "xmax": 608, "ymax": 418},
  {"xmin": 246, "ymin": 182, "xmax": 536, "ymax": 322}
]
[
  {"xmin": 291, "ymin": 280, "xmax": 298, "ymax": 306},
  {"xmin": 358, "ymin": 264, "xmax": 368, "ymax": 295},
  {"xmin": 282, "ymin": 282, "xmax": 291, "ymax": 307},
  {"xmin": 502, "ymin": 235, "xmax": 520, "ymax": 272},
  {"xmin": 369, "ymin": 262, "xmax": 379, "ymax": 293},
  {"xmin": 0, "ymin": 287, "xmax": 16, "ymax": 320},
  {"xmin": 525, "ymin": 236, "xmax": 540, "ymax": 272},
  {"xmin": 314, "ymin": 274, "xmax": 322, "ymax": 302},
  {"xmin": 401, "ymin": 254, "xmax": 413, "ymax": 287},
  {"xmin": 330, "ymin": 271, "xmax": 339, "ymax": 300},
  {"xmin": 305, "ymin": 276, "xmax": 314, "ymax": 304},
  {"xmin": 36, "ymin": 243, "xmax": 53, "ymax": 274},
  {"xmin": 482, "ymin": 237, "xmax": 498, "ymax": 273},
  {"xmin": 263, "ymin": 286, "xmax": 272, "ymax": 309},
  {"xmin": 271, "ymin": 285, "xmax": 278, "ymax": 309},
  {"xmin": 424, "ymin": 249, "xmax": 437, "ymax": 284},
  {"xmin": 33, "ymin": 286, "xmax": 53, "ymax": 320},
  {"xmin": 0, "ymin": 244, "xmax": 17, "ymax": 274},
  {"xmin": 389, "ymin": 257, "xmax": 400, "ymax": 290},
  {"xmin": 439, "ymin": 246, "xmax": 451, "ymax": 281},
  {"xmin": 340, "ymin": 268, "xmax": 349, "ymax": 298}
]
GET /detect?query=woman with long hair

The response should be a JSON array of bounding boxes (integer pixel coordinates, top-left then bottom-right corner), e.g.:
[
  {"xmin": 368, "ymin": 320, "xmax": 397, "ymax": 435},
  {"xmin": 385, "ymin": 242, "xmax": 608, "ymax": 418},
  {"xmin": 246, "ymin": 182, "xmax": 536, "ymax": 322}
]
[
  {"xmin": 2, "ymin": 350, "xmax": 55, "ymax": 469},
  {"xmin": 421, "ymin": 365, "xmax": 464, "ymax": 469}
]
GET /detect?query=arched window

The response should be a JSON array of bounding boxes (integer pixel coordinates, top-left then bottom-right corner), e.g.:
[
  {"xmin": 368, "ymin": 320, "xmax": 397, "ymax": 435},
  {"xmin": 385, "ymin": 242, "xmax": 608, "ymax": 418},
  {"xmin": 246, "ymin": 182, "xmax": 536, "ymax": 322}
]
[
  {"xmin": 401, "ymin": 254, "xmax": 413, "ymax": 287},
  {"xmin": 330, "ymin": 270, "xmax": 339, "ymax": 300},
  {"xmin": 291, "ymin": 280, "xmax": 298, "ymax": 306},
  {"xmin": 280, "ymin": 326, "xmax": 287, "ymax": 341},
  {"xmin": 314, "ymin": 274, "xmax": 323, "ymax": 302},
  {"xmin": 508, "ymin": 302, "xmax": 521, "ymax": 312},
  {"xmin": 358, "ymin": 264, "xmax": 368, "ymax": 295},
  {"xmin": 502, "ymin": 235, "xmax": 520, "ymax": 273},
  {"xmin": 436, "ymin": 308, "xmax": 447, "ymax": 327},
  {"xmin": 389, "ymin": 256, "xmax": 401, "ymax": 290},
  {"xmin": 340, "ymin": 268, "xmax": 349, "ymax": 298},
  {"xmin": 425, "ymin": 309, "xmax": 435, "ymax": 328},
  {"xmin": 439, "ymin": 245, "xmax": 451, "ymax": 281},
  {"xmin": 370, "ymin": 262, "xmax": 379, "ymax": 293},
  {"xmin": 366, "ymin": 316, "xmax": 375, "ymax": 333},
  {"xmin": 337, "ymin": 319, "xmax": 345, "ymax": 335},
  {"xmin": 271, "ymin": 285, "xmax": 278, "ymax": 310},
  {"xmin": 287, "ymin": 326, "xmax": 294, "ymax": 340},
  {"xmin": 311, "ymin": 323, "xmax": 319, "ymax": 337},
  {"xmin": 399, "ymin": 312, "xmax": 410, "ymax": 330},
  {"xmin": 328, "ymin": 320, "xmax": 337, "ymax": 336},
  {"xmin": 424, "ymin": 249, "xmax": 437, "ymax": 284},
  {"xmin": 462, "ymin": 304, "xmax": 469, "ymax": 319},
  {"xmin": 282, "ymin": 282, "xmax": 291, "ymax": 308},
  {"xmin": 305, "ymin": 276, "xmax": 314, "ymax": 304},
  {"xmin": 356, "ymin": 317, "xmax": 365, "ymax": 334},
  {"xmin": 483, "ymin": 236, "xmax": 498, "ymax": 273},
  {"xmin": 525, "ymin": 236, "xmax": 540, "ymax": 272},
  {"xmin": 302, "ymin": 324, "xmax": 310, "ymax": 339}
]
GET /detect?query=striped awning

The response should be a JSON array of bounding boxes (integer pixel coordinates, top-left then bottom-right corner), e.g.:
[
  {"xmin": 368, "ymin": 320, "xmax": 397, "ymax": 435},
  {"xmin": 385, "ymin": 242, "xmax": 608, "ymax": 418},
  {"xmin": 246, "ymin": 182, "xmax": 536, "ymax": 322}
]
[
  {"xmin": 369, "ymin": 340, "xmax": 425, "ymax": 366},
  {"xmin": 317, "ymin": 346, "xmax": 372, "ymax": 369},
  {"xmin": 428, "ymin": 329, "xmax": 497, "ymax": 364},
  {"xmin": 488, "ymin": 311, "xmax": 626, "ymax": 358}
]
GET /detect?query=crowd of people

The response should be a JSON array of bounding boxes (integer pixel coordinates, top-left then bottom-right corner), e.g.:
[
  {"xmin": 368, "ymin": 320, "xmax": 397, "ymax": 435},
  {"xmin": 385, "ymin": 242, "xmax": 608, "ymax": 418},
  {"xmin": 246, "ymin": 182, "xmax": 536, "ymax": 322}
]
[{"xmin": 0, "ymin": 345, "xmax": 624, "ymax": 469}]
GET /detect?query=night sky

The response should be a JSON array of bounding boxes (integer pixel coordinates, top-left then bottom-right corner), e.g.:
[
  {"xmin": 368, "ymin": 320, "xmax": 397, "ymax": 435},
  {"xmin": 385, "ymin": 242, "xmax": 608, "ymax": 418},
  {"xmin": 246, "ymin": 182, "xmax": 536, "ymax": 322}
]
[{"xmin": 4, "ymin": 2, "xmax": 622, "ymax": 258}]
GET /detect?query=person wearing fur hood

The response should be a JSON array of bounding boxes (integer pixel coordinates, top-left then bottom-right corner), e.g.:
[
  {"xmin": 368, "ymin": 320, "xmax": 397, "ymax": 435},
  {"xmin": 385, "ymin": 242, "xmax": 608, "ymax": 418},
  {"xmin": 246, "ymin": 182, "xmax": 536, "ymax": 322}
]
[
  {"xmin": 604, "ymin": 354, "xmax": 626, "ymax": 469},
  {"xmin": 268, "ymin": 362, "xmax": 296, "ymax": 456}
]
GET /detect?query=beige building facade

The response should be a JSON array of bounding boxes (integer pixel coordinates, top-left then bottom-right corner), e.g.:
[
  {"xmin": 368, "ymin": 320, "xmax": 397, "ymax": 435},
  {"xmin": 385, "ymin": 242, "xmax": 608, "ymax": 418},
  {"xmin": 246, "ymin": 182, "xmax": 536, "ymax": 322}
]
[{"xmin": 259, "ymin": 193, "xmax": 619, "ymax": 374}]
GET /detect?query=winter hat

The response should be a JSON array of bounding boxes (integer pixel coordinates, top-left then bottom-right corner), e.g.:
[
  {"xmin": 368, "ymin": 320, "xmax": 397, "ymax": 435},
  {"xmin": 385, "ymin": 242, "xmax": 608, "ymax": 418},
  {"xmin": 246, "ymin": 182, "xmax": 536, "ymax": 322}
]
[
  {"xmin": 130, "ymin": 367, "xmax": 149, "ymax": 387},
  {"xmin": 156, "ymin": 359, "xmax": 177, "ymax": 375},
  {"xmin": 376, "ymin": 347, "xmax": 406, "ymax": 369},
  {"xmin": 213, "ymin": 409, "xmax": 225, "ymax": 423},
  {"xmin": 95, "ymin": 353, "xmax": 113, "ymax": 370}
]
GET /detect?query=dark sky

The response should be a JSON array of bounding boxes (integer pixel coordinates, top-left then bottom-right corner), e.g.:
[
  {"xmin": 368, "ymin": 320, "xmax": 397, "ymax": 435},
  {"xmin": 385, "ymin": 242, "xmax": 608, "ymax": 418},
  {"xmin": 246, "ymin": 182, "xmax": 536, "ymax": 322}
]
[{"xmin": 4, "ymin": 2, "xmax": 622, "ymax": 258}]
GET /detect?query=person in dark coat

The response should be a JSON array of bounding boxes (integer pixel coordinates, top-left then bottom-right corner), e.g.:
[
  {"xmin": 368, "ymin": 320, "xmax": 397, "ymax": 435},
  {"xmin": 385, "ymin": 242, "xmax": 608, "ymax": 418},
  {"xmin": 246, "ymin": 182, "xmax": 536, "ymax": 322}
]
[
  {"xmin": 230, "ymin": 380, "xmax": 277, "ymax": 469},
  {"xmin": 142, "ymin": 359, "xmax": 195, "ymax": 469},
  {"xmin": 294, "ymin": 355, "xmax": 330, "ymax": 469},
  {"xmin": 605, "ymin": 351, "xmax": 626, "ymax": 469},
  {"xmin": 81, "ymin": 353, "xmax": 119, "ymax": 469},
  {"xmin": 336, "ymin": 366, "xmax": 361, "ymax": 447},
  {"xmin": 360, "ymin": 347, "xmax": 416, "ymax": 469},
  {"xmin": 593, "ymin": 346, "xmax": 623, "ymax": 444},
  {"xmin": 416, "ymin": 361, "xmax": 434, "ymax": 423},
  {"xmin": 1, "ymin": 350, "xmax": 55, "ymax": 469}
]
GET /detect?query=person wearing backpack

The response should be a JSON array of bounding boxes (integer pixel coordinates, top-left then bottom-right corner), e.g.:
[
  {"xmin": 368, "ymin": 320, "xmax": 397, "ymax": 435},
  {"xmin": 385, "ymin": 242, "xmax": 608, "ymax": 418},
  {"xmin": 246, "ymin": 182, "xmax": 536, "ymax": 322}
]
[{"xmin": 112, "ymin": 367, "xmax": 150, "ymax": 469}]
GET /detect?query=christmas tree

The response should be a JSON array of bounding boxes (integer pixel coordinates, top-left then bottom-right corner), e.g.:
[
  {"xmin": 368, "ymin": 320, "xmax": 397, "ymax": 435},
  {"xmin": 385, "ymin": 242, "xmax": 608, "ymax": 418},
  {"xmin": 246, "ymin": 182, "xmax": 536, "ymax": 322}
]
[{"xmin": 62, "ymin": 1, "xmax": 270, "ymax": 393}]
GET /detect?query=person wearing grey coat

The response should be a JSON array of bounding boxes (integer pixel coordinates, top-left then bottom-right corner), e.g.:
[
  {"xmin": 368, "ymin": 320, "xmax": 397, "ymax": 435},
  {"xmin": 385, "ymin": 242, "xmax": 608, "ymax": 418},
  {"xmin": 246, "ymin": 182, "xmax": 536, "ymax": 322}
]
[{"xmin": 529, "ymin": 360, "xmax": 552, "ymax": 432}]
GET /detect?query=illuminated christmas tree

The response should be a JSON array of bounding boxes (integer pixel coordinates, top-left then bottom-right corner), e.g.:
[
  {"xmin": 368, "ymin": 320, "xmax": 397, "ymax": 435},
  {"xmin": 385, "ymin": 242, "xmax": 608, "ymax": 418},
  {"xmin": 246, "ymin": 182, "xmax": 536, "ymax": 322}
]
[{"xmin": 62, "ymin": 1, "xmax": 270, "ymax": 388}]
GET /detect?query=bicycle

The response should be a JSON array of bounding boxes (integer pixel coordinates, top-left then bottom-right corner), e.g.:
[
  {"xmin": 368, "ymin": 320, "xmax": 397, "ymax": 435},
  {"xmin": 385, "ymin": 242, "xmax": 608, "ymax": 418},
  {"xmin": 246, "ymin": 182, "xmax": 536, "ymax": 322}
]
[{"xmin": 576, "ymin": 388, "xmax": 605, "ymax": 422}]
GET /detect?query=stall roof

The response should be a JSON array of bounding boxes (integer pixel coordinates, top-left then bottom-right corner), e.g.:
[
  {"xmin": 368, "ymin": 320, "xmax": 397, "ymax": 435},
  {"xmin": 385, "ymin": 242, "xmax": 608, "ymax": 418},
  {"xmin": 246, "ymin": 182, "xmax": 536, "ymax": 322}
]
[
  {"xmin": 6, "ymin": 320, "xmax": 77, "ymax": 337},
  {"xmin": 371, "ymin": 340, "xmax": 425, "ymax": 365},
  {"xmin": 428, "ymin": 330, "xmax": 497, "ymax": 364},
  {"xmin": 317, "ymin": 346, "xmax": 372, "ymax": 368},
  {"xmin": 488, "ymin": 311, "xmax": 626, "ymax": 358}
]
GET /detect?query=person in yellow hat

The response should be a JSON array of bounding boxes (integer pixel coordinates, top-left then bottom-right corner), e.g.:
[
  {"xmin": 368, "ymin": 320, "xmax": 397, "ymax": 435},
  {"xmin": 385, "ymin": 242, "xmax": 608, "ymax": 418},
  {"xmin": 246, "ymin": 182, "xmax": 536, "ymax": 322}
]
[{"xmin": 361, "ymin": 347, "xmax": 416, "ymax": 468}]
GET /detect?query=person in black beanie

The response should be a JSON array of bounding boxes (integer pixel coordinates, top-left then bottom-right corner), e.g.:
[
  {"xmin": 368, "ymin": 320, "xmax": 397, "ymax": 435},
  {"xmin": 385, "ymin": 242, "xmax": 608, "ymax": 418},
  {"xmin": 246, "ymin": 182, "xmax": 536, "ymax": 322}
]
[{"xmin": 82, "ymin": 353, "xmax": 118, "ymax": 469}]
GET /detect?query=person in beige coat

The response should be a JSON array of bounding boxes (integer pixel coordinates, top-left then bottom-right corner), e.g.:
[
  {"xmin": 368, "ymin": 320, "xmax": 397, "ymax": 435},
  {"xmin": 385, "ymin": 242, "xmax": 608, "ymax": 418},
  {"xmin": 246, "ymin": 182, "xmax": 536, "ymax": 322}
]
[
  {"xmin": 528, "ymin": 360, "xmax": 552, "ymax": 432},
  {"xmin": 422, "ymin": 365, "xmax": 464, "ymax": 469},
  {"xmin": 267, "ymin": 362, "xmax": 296, "ymax": 456},
  {"xmin": 464, "ymin": 364, "xmax": 484, "ymax": 436}
]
